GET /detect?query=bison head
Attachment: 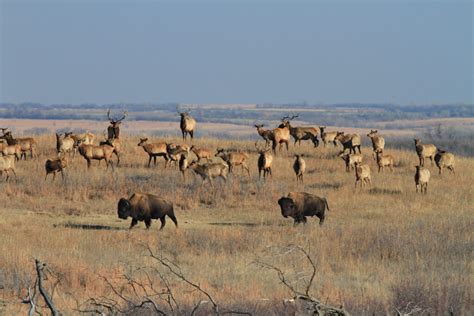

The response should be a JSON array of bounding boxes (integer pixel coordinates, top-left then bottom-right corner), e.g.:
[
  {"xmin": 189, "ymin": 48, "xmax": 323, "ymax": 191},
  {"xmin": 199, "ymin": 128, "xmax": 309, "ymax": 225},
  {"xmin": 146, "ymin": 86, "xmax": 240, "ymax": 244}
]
[
  {"xmin": 278, "ymin": 197, "xmax": 296, "ymax": 218},
  {"xmin": 117, "ymin": 198, "xmax": 132, "ymax": 219}
]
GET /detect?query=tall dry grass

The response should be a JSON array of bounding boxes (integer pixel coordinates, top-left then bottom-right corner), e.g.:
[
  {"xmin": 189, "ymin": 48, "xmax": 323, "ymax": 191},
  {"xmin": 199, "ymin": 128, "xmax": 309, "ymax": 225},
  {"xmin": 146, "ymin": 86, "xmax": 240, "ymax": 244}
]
[{"xmin": 0, "ymin": 135, "xmax": 472, "ymax": 314}]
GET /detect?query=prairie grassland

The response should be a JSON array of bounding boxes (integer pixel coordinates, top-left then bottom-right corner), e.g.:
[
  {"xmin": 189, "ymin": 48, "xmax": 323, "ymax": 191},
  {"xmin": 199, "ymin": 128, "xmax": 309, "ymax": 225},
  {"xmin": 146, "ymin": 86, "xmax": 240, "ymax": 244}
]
[{"xmin": 0, "ymin": 135, "xmax": 472, "ymax": 314}]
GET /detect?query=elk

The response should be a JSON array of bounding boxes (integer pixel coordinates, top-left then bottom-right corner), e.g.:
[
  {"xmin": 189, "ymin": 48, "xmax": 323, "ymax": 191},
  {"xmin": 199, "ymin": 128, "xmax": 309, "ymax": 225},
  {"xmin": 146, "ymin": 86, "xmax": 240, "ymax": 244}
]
[
  {"xmin": 1, "ymin": 144, "xmax": 21, "ymax": 161},
  {"xmin": 71, "ymin": 132, "xmax": 95, "ymax": 146},
  {"xmin": 78, "ymin": 141, "xmax": 114, "ymax": 170},
  {"xmin": 166, "ymin": 144, "xmax": 189, "ymax": 168},
  {"xmin": 255, "ymin": 142, "xmax": 273, "ymax": 180},
  {"xmin": 179, "ymin": 110, "xmax": 196, "ymax": 141},
  {"xmin": 0, "ymin": 130, "xmax": 37, "ymax": 160},
  {"xmin": 354, "ymin": 162, "xmax": 371, "ymax": 188},
  {"xmin": 215, "ymin": 148, "xmax": 250, "ymax": 177},
  {"xmin": 190, "ymin": 145, "xmax": 212, "ymax": 162},
  {"xmin": 137, "ymin": 138, "xmax": 169, "ymax": 167},
  {"xmin": 434, "ymin": 150, "xmax": 455, "ymax": 175},
  {"xmin": 188, "ymin": 160, "xmax": 228, "ymax": 188},
  {"xmin": 271, "ymin": 115, "xmax": 295, "ymax": 153},
  {"xmin": 293, "ymin": 154, "xmax": 306, "ymax": 183},
  {"xmin": 319, "ymin": 126, "xmax": 338, "ymax": 147},
  {"xmin": 338, "ymin": 152, "xmax": 363, "ymax": 172},
  {"xmin": 56, "ymin": 132, "xmax": 76, "ymax": 157},
  {"xmin": 375, "ymin": 149, "xmax": 394, "ymax": 173},
  {"xmin": 415, "ymin": 166, "xmax": 430, "ymax": 194},
  {"xmin": 335, "ymin": 131, "xmax": 361, "ymax": 155},
  {"xmin": 0, "ymin": 155, "xmax": 16, "ymax": 181},
  {"xmin": 254, "ymin": 124, "xmax": 274, "ymax": 146},
  {"xmin": 179, "ymin": 153, "xmax": 189, "ymax": 180},
  {"xmin": 45, "ymin": 156, "xmax": 68, "ymax": 181},
  {"xmin": 367, "ymin": 130, "xmax": 385, "ymax": 160},
  {"xmin": 100, "ymin": 136, "xmax": 122, "ymax": 166},
  {"xmin": 278, "ymin": 115, "xmax": 318, "ymax": 146},
  {"xmin": 414, "ymin": 139, "xmax": 437, "ymax": 167},
  {"xmin": 107, "ymin": 109, "xmax": 127, "ymax": 140}
]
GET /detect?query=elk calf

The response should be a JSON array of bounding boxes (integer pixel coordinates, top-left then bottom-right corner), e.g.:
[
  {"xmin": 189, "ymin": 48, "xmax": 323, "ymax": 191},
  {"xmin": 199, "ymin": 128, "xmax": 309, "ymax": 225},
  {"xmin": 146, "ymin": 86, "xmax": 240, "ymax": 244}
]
[
  {"xmin": 415, "ymin": 166, "xmax": 430, "ymax": 194},
  {"xmin": 434, "ymin": 150, "xmax": 455, "ymax": 175},
  {"xmin": 0, "ymin": 155, "xmax": 16, "ymax": 181},
  {"xmin": 293, "ymin": 154, "xmax": 306, "ymax": 183},
  {"xmin": 215, "ymin": 148, "xmax": 250, "ymax": 177},
  {"xmin": 338, "ymin": 153, "xmax": 363, "ymax": 172},
  {"xmin": 354, "ymin": 162, "xmax": 371, "ymax": 188},
  {"xmin": 45, "ymin": 157, "xmax": 68, "ymax": 181},
  {"xmin": 375, "ymin": 149, "xmax": 394, "ymax": 173}
]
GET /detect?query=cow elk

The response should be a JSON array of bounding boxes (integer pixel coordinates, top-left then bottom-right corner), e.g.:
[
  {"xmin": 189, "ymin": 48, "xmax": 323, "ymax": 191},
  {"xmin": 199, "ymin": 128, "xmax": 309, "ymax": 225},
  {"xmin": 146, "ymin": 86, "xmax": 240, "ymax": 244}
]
[
  {"xmin": 179, "ymin": 153, "xmax": 189, "ymax": 180},
  {"xmin": 56, "ymin": 132, "xmax": 76, "ymax": 157},
  {"xmin": 415, "ymin": 166, "xmax": 430, "ymax": 194},
  {"xmin": 375, "ymin": 149, "xmax": 394, "ymax": 173},
  {"xmin": 179, "ymin": 110, "xmax": 196, "ymax": 141},
  {"xmin": 0, "ymin": 155, "xmax": 16, "ymax": 181},
  {"xmin": 100, "ymin": 137, "xmax": 122, "ymax": 166},
  {"xmin": 166, "ymin": 144, "xmax": 189, "ymax": 168},
  {"xmin": 137, "ymin": 138, "xmax": 169, "ymax": 167},
  {"xmin": 215, "ymin": 148, "xmax": 250, "ymax": 177},
  {"xmin": 414, "ymin": 139, "xmax": 437, "ymax": 167},
  {"xmin": 434, "ymin": 150, "xmax": 455, "ymax": 175},
  {"xmin": 335, "ymin": 131, "xmax": 361, "ymax": 155},
  {"xmin": 354, "ymin": 162, "xmax": 371, "ymax": 188},
  {"xmin": 1, "ymin": 144, "xmax": 21, "ymax": 161},
  {"xmin": 45, "ymin": 156, "xmax": 68, "ymax": 181},
  {"xmin": 278, "ymin": 115, "xmax": 319, "ymax": 146},
  {"xmin": 338, "ymin": 152, "xmax": 363, "ymax": 172},
  {"xmin": 271, "ymin": 115, "xmax": 296, "ymax": 153},
  {"xmin": 0, "ymin": 130, "xmax": 37, "ymax": 160},
  {"xmin": 254, "ymin": 124, "xmax": 273, "ymax": 146},
  {"xmin": 188, "ymin": 160, "xmax": 229, "ymax": 188},
  {"xmin": 319, "ymin": 126, "xmax": 338, "ymax": 147},
  {"xmin": 367, "ymin": 130, "xmax": 385, "ymax": 160},
  {"xmin": 293, "ymin": 154, "xmax": 306, "ymax": 183},
  {"xmin": 190, "ymin": 145, "xmax": 212, "ymax": 162},
  {"xmin": 255, "ymin": 142, "xmax": 273, "ymax": 180},
  {"xmin": 107, "ymin": 109, "xmax": 127, "ymax": 140},
  {"xmin": 78, "ymin": 141, "xmax": 114, "ymax": 170}
]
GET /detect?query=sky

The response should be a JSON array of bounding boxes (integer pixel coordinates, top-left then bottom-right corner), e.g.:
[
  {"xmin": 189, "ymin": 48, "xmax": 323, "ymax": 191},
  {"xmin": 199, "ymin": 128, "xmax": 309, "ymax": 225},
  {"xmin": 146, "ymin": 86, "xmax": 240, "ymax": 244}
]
[{"xmin": 0, "ymin": 0, "xmax": 472, "ymax": 105}]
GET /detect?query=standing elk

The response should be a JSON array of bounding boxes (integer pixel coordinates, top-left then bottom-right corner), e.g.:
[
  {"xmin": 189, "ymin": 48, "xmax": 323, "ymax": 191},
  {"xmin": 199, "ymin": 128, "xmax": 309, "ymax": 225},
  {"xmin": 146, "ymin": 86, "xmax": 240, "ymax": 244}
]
[
  {"xmin": 107, "ymin": 110, "xmax": 127, "ymax": 140},
  {"xmin": 375, "ymin": 149, "xmax": 394, "ymax": 173},
  {"xmin": 354, "ymin": 162, "xmax": 371, "ymax": 188},
  {"xmin": 254, "ymin": 124, "xmax": 273, "ymax": 146},
  {"xmin": 271, "ymin": 115, "xmax": 295, "ymax": 153},
  {"xmin": 367, "ymin": 130, "xmax": 385, "ymax": 160},
  {"xmin": 335, "ymin": 131, "xmax": 361, "ymax": 155},
  {"xmin": 293, "ymin": 154, "xmax": 306, "ymax": 183},
  {"xmin": 179, "ymin": 110, "xmax": 196, "ymax": 141},
  {"xmin": 166, "ymin": 144, "xmax": 189, "ymax": 169},
  {"xmin": 188, "ymin": 160, "xmax": 229, "ymax": 188},
  {"xmin": 278, "ymin": 115, "xmax": 319, "ymax": 147},
  {"xmin": 215, "ymin": 148, "xmax": 250, "ymax": 177},
  {"xmin": 56, "ymin": 132, "xmax": 76, "ymax": 157},
  {"xmin": 415, "ymin": 166, "xmax": 430, "ymax": 194},
  {"xmin": 434, "ymin": 150, "xmax": 455, "ymax": 175},
  {"xmin": 137, "ymin": 138, "xmax": 169, "ymax": 167},
  {"xmin": 45, "ymin": 156, "xmax": 68, "ymax": 181},
  {"xmin": 190, "ymin": 145, "xmax": 212, "ymax": 162},
  {"xmin": 255, "ymin": 142, "xmax": 273, "ymax": 180},
  {"xmin": 414, "ymin": 139, "xmax": 437, "ymax": 167},
  {"xmin": 319, "ymin": 126, "xmax": 338, "ymax": 147},
  {"xmin": 338, "ymin": 152, "xmax": 363, "ymax": 172},
  {"xmin": 0, "ymin": 155, "xmax": 16, "ymax": 181},
  {"xmin": 1, "ymin": 144, "xmax": 21, "ymax": 161},
  {"xmin": 179, "ymin": 153, "xmax": 189, "ymax": 180},
  {"xmin": 100, "ymin": 136, "xmax": 122, "ymax": 166},
  {"xmin": 78, "ymin": 140, "xmax": 114, "ymax": 170},
  {"xmin": 0, "ymin": 130, "xmax": 37, "ymax": 160}
]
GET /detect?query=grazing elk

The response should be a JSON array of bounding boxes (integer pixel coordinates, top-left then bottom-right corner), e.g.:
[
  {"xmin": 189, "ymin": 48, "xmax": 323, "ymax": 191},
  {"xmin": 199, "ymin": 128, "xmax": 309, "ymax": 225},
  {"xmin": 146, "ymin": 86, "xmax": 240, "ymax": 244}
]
[
  {"xmin": 188, "ymin": 160, "xmax": 229, "ymax": 188},
  {"xmin": 45, "ymin": 157, "xmax": 68, "ymax": 181},
  {"xmin": 56, "ymin": 132, "xmax": 76, "ymax": 157},
  {"xmin": 107, "ymin": 110, "xmax": 127, "ymax": 140},
  {"xmin": 415, "ymin": 166, "xmax": 430, "ymax": 194},
  {"xmin": 118, "ymin": 193, "xmax": 178, "ymax": 230},
  {"xmin": 137, "ymin": 138, "xmax": 169, "ymax": 167},
  {"xmin": 190, "ymin": 145, "xmax": 212, "ymax": 162},
  {"xmin": 215, "ymin": 148, "xmax": 250, "ymax": 177},
  {"xmin": 254, "ymin": 124, "xmax": 273, "ymax": 146},
  {"xmin": 0, "ymin": 155, "xmax": 16, "ymax": 181},
  {"xmin": 0, "ymin": 130, "xmax": 37, "ymax": 160},
  {"xmin": 434, "ymin": 150, "xmax": 455, "ymax": 175},
  {"xmin": 166, "ymin": 144, "xmax": 189, "ymax": 168},
  {"xmin": 100, "ymin": 137, "xmax": 122, "ymax": 166},
  {"xmin": 179, "ymin": 110, "xmax": 196, "ymax": 141},
  {"xmin": 1, "ymin": 144, "xmax": 21, "ymax": 161},
  {"xmin": 278, "ymin": 192, "xmax": 330, "ymax": 225},
  {"xmin": 338, "ymin": 152, "xmax": 363, "ymax": 172},
  {"xmin": 78, "ymin": 141, "xmax": 114, "ymax": 170},
  {"xmin": 255, "ymin": 142, "xmax": 273, "ymax": 180},
  {"xmin": 354, "ymin": 162, "xmax": 371, "ymax": 188},
  {"xmin": 375, "ymin": 149, "xmax": 394, "ymax": 173},
  {"xmin": 367, "ymin": 130, "xmax": 385, "ymax": 160},
  {"xmin": 293, "ymin": 154, "xmax": 306, "ymax": 183},
  {"xmin": 335, "ymin": 131, "xmax": 361, "ymax": 155},
  {"xmin": 414, "ymin": 139, "xmax": 437, "ymax": 167},
  {"xmin": 319, "ymin": 126, "xmax": 338, "ymax": 147}
]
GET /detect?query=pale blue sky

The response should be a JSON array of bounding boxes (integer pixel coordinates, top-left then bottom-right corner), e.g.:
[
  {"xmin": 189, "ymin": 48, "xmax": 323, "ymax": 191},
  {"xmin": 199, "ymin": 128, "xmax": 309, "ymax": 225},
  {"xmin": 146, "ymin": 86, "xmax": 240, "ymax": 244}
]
[{"xmin": 0, "ymin": 0, "xmax": 472, "ymax": 105}]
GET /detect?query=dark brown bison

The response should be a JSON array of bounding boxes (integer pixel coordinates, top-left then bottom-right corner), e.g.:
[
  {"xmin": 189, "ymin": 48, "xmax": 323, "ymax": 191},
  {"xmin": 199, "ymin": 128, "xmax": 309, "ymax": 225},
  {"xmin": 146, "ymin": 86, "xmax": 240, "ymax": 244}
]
[
  {"xmin": 278, "ymin": 192, "xmax": 329, "ymax": 225},
  {"xmin": 117, "ymin": 193, "xmax": 178, "ymax": 230}
]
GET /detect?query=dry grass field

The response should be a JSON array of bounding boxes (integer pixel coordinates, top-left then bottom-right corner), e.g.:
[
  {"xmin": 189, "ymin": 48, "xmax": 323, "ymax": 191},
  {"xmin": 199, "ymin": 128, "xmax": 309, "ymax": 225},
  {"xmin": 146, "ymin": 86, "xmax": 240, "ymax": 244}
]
[{"xmin": 0, "ymin": 134, "xmax": 472, "ymax": 315}]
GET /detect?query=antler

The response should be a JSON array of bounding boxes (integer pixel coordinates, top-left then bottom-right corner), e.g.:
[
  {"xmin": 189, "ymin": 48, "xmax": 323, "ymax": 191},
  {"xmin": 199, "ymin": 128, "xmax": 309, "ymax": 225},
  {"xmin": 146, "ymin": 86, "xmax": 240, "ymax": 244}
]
[
  {"xmin": 281, "ymin": 113, "xmax": 299, "ymax": 122},
  {"xmin": 107, "ymin": 109, "xmax": 112, "ymax": 122},
  {"xmin": 116, "ymin": 111, "xmax": 128, "ymax": 123}
]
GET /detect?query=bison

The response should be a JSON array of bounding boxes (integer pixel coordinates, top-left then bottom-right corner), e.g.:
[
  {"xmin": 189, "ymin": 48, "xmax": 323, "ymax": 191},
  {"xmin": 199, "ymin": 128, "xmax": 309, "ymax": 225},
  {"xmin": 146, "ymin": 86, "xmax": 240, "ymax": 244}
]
[
  {"xmin": 278, "ymin": 192, "xmax": 329, "ymax": 226},
  {"xmin": 117, "ymin": 193, "xmax": 178, "ymax": 230}
]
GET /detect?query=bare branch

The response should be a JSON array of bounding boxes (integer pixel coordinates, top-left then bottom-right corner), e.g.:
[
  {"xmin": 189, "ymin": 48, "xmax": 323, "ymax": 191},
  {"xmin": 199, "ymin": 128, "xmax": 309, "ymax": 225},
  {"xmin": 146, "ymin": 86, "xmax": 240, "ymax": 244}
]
[{"xmin": 35, "ymin": 259, "xmax": 59, "ymax": 316}]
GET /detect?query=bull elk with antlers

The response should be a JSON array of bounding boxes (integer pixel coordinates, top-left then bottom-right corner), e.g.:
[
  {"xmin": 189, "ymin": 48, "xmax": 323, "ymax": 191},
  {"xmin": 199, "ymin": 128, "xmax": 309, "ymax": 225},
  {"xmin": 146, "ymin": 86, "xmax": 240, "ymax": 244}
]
[
  {"xmin": 107, "ymin": 110, "xmax": 127, "ymax": 140},
  {"xmin": 278, "ymin": 114, "xmax": 319, "ymax": 147},
  {"xmin": 178, "ymin": 110, "xmax": 196, "ymax": 141}
]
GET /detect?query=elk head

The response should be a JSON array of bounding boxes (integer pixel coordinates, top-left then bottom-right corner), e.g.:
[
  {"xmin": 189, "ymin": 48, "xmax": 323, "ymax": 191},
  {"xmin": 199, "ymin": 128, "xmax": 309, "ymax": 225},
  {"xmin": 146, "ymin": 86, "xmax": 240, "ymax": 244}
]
[{"xmin": 137, "ymin": 138, "xmax": 148, "ymax": 146}]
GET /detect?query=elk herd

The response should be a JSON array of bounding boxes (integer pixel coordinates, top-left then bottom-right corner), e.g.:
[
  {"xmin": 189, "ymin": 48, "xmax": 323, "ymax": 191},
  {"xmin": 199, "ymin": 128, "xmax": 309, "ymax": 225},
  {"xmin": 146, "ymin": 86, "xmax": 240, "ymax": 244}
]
[{"xmin": 0, "ymin": 110, "xmax": 458, "ymax": 227}]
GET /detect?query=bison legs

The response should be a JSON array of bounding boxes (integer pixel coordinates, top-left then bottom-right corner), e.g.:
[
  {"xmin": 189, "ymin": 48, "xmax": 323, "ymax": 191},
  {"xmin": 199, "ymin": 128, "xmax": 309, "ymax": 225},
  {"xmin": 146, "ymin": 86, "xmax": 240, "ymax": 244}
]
[
  {"xmin": 145, "ymin": 218, "xmax": 152, "ymax": 229},
  {"xmin": 159, "ymin": 217, "xmax": 166, "ymax": 230},
  {"xmin": 318, "ymin": 214, "xmax": 325, "ymax": 225},
  {"xmin": 168, "ymin": 214, "xmax": 178, "ymax": 227},
  {"xmin": 129, "ymin": 218, "xmax": 138, "ymax": 229}
]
